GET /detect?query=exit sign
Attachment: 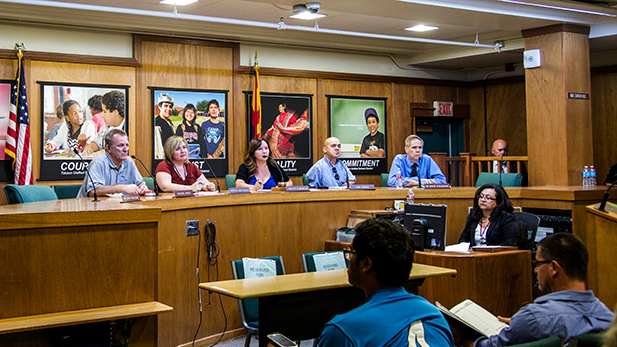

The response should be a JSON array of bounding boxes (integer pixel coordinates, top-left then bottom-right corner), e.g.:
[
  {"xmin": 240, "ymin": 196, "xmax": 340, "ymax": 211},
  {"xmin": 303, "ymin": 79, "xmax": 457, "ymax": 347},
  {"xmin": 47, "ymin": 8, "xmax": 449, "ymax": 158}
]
[{"xmin": 433, "ymin": 101, "xmax": 453, "ymax": 117}]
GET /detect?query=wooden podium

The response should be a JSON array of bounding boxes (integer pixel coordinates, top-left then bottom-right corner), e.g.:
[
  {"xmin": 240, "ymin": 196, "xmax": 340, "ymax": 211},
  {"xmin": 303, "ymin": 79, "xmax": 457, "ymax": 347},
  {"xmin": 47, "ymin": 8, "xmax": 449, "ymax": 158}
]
[{"xmin": 585, "ymin": 203, "xmax": 617, "ymax": 310}]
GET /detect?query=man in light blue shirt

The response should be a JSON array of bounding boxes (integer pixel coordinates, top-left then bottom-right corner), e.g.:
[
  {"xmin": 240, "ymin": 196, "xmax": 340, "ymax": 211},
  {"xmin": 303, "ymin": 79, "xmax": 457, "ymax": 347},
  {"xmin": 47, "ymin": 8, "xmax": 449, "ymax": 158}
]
[
  {"xmin": 307, "ymin": 137, "xmax": 356, "ymax": 188},
  {"xmin": 388, "ymin": 134, "xmax": 446, "ymax": 187},
  {"xmin": 472, "ymin": 233, "xmax": 613, "ymax": 347}
]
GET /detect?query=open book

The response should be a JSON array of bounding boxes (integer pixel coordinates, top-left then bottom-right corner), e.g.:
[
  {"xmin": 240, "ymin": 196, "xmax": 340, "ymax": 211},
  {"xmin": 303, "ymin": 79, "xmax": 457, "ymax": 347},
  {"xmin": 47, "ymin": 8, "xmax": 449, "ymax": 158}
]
[{"xmin": 436, "ymin": 299, "xmax": 509, "ymax": 337}]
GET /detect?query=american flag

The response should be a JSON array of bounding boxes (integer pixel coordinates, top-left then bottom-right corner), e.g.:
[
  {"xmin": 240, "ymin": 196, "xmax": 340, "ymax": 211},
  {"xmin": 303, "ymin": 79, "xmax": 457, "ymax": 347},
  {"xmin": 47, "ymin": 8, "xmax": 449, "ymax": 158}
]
[
  {"xmin": 4, "ymin": 50, "xmax": 32, "ymax": 185},
  {"xmin": 250, "ymin": 53, "xmax": 261, "ymax": 138}
]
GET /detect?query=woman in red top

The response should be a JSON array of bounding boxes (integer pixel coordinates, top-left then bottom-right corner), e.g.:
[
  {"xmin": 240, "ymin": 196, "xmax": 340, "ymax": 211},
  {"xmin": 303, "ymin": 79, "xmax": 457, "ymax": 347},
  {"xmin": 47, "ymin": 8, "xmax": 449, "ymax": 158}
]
[{"xmin": 155, "ymin": 136, "xmax": 216, "ymax": 192}]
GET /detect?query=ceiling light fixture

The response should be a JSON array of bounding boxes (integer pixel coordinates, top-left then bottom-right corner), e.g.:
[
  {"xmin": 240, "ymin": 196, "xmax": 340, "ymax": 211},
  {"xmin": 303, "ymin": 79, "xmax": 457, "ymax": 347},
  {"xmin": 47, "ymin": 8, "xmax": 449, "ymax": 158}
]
[
  {"xmin": 291, "ymin": 2, "xmax": 326, "ymax": 20},
  {"xmin": 406, "ymin": 25, "xmax": 439, "ymax": 32},
  {"xmin": 160, "ymin": 0, "xmax": 198, "ymax": 5},
  {"xmin": 496, "ymin": 0, "xmax": 615, "ymax": 17}
]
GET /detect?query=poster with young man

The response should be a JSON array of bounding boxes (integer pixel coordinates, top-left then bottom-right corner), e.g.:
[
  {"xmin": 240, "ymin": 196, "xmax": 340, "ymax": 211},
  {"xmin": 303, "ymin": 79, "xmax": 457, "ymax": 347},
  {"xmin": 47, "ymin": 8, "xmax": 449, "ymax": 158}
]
[
  {"xmin": 150, "ymin": 87, "xmax": 228, "ymax": 179},
  {"xmin": 39, "ymin": 82, "xmax": 129, "ymax": 181},
  {"xmin": 328, "ymin": 96, "xmax": 387, "ymax": 175},
  {"xmin": 245, "ymin": 92, "xmax": 312, "ymax": 175}
]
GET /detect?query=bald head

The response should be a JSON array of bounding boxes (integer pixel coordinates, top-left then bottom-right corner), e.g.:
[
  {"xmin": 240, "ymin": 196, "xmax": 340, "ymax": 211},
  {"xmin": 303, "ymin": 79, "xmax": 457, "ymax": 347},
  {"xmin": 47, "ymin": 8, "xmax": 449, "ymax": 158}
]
[
  {"xmin": 491, "ymin": 139, "xmax": 508, "ymax": 157},
  {"xmin": 323, "ymin": 137, "xmax": 342, "ymax": 162}
]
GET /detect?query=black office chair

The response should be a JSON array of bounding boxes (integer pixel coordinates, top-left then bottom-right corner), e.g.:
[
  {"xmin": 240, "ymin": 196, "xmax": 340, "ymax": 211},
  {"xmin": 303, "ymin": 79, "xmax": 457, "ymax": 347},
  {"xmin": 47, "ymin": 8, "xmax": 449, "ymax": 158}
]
[
  {"xmin": 230, "ymin": 256, "xmax": 285, "ymax": 347},
  {"xmin": 514, "ymin": 212, "xmax": 541, "ymax": 251}
]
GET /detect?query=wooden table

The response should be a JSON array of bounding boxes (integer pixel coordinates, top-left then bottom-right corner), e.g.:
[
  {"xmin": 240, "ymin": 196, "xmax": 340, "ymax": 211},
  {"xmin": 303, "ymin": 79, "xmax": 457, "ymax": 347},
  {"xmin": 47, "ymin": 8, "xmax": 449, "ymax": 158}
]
[{"xmin": 199, "ymin": 264, "xmax": 456, "ymax": 347}]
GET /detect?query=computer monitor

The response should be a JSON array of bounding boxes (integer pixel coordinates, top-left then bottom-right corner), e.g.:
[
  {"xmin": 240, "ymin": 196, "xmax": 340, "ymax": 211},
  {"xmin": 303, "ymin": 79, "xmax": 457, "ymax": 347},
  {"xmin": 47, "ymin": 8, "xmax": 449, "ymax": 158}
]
[{"xmin": 404, "ymin": 203, "xmax": 447, "ymax": 251}]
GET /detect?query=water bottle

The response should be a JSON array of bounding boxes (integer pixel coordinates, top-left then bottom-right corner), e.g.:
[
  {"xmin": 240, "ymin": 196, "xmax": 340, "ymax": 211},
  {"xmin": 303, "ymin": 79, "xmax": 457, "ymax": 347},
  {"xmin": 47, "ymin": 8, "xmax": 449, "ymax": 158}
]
[
  {"xmin": 406, "ymin": 188, "xmax": 415, "ymax": 204},
  {"xmin": 582, "ymin": 166, "xmax": 589, "ymax": 186},
  {"xmin": 590, "ymin": 166, "xmax": 597, "ymax": 186},
  {"xmin": 395, "ymin": 169, "xmax": 403, "ymax": 189}
]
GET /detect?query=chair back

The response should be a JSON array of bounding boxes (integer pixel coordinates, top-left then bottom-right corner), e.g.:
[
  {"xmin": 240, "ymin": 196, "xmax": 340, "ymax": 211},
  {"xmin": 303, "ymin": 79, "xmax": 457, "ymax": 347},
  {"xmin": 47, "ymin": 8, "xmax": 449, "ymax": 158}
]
[
  {"xmin": 568, "ymin": 332, "xmax": 605, "ymax": 347},
  {"xmin": 301, "ymin": 251, "xmax": 348, "ymax": 272},
  {"xmin": 475, "ymin": 172, "xmax": 523, "ymax": 187},
  {"xmin": 52, "ymin": 184, "xmax": 82, "ymax": 199},
  {"xmin": 225, "ymin": 174, "xmax": 236, "ymax": 189},
  {"xmin": 230, "ymin": 256, "xmax": 285, "ymax": 328},
  {"xmin": 514, "ymin": 212, "xmax": 541, "ymax": 251},
  {"xmin": 381, "ymin": 173, "xmax": 389, "ymax": 187},
  {"xmin": 302, "ymin": 174, "xmax": 308, "ymax": 186},
  {"xmin": 3, "ymin": 184, "xmax": 58, "ymax": 204},
  {"xmin": 143, "ymin": 177, "xmax": 155, "ymax": 191},
  {"xmin": 509, "ymin": 335, "xmax": 564, "ymax": 347}
]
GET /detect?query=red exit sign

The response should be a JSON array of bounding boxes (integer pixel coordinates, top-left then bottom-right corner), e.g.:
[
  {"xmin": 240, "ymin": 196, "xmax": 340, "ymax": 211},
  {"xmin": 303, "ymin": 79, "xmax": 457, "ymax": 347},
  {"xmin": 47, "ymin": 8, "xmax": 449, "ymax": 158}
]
[{"xmin": 433, "ymin": 101, "xmax": 453, "ymax": 117}]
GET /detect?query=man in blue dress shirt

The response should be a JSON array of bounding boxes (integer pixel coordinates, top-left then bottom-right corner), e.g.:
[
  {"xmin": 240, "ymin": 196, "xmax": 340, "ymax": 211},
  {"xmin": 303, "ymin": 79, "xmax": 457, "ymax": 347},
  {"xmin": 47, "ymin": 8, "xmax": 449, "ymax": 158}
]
[
  {"xmin": 306, "ymin": 137, "xmax": 356, "ymax": 188},
  {"xmin": 388, "ymin": 134, "xmax": 446, "ymax": 187}
]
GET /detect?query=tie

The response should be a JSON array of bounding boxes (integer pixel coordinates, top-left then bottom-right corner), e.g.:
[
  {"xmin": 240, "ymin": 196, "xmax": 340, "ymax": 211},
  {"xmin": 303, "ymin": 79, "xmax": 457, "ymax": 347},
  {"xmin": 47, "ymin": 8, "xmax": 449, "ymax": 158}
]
[{"xmin": 411, "ymin": 164, "xmax": 418, "ymax": 177}]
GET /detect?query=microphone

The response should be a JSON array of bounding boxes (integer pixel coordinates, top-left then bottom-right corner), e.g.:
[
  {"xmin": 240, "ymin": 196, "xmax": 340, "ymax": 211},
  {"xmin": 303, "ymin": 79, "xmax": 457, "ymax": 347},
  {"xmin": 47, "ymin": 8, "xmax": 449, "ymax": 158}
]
[
  {"xmin": 596, "ymin": 179, "xmax": 617, "ymax": 213},
  {"xmin": 499, "ymin": 154, "xmax": 504, "ymax": 187},
  {"xmin": 417, "ymin": 165, "xmax": 423, "ymax": 188},
  {"xmin": 346, "ymin": 167, "xmax": 349, "ymax": 189},
  {"xmin": 131, "ymin": 155, "xmax": 160, "ymax": 196},
  {"xmin": 73, "ymin": 148, "xmax": 100, "ymax": 202},
  {"xmin": 199, "ymin": 156, "xmax": 220, "ymax": 192},
  {"xmin": 274, "ymin": 160, "xmax": 286, "ymax": 187}
]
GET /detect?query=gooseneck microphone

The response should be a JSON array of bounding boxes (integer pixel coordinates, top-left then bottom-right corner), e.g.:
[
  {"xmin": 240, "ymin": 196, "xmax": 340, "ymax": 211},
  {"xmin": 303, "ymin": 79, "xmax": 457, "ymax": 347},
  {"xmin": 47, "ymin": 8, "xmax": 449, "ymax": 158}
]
[
  {"xmin": 73, "ymin": 148, "xmax": 100, "ymax": 202},
  {"xmin": 131, "ymin": 155, "xmax": 160, "ymax": 196},
  {"xmin": 274, "ymin": 160, "xmax": 285, "ymax": 187},
  {"xmin": 200, "ymin": 155, "xmax": 220, "ymax": 192},
  {"xmin": 499, "ymin": 154, "xmax": 504, "ymax": 187},
  {"xmin": 597, "ymin": 179, "xmax": 617, "ymax": 213}
]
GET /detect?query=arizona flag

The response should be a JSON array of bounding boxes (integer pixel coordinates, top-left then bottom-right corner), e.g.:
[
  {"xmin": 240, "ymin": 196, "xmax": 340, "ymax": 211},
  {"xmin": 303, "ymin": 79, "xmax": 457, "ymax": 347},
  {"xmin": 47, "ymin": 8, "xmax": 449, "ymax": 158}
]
[
  {"xmin": 5, "ymin": 50, "xmax": 32, "ymax": 185},
  {"xmin": 250, "ymin": 53, "xmax": 261, "ymax": 138}
]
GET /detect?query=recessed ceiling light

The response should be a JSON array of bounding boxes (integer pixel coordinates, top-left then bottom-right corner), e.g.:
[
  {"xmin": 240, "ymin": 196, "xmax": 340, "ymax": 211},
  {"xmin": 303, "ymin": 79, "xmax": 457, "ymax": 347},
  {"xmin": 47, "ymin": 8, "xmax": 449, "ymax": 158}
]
[
  {"xmin": 406, "ymin": 24, "xmax": 439, "ymax": 32},
  {"xmin": 290, "ymin": 12, "xmax": 326, "ymax": 20},
  {"xmin": 160, "ymin": 0, "xmax": 198, "ymax": 5}
]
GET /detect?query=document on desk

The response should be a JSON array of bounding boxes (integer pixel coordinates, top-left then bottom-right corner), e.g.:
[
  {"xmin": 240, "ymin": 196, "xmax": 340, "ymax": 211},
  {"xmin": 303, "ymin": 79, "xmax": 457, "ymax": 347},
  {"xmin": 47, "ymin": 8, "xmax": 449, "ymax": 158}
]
[{"xmin": 436, "ymin": 300, "xmax": 508, "ymax": 337}]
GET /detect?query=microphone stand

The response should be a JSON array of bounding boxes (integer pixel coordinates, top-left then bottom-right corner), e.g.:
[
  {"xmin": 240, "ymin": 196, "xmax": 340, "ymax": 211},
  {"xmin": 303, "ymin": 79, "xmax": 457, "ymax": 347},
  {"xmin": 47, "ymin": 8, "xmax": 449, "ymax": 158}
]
[
  {"xmin": 200, "ymin": 155, "xmax": 220, "ymax": 193},
  {"xmin": 417, "ymin": 165, "xmax": 423, "ymax": 188},
  {"xmin": 274, "ymin": 160, "xmax": 286, "ymax": 188},
  {"xmin": 596, "ymin": 180, "xmax": 617, "ymax": 213},
  {"xmin": 73, "ymin": 148, "xmax": 100, "ymax": 202},
  {"xmin": 131, "ymin": 155, "xmax": 160, "ymax": 196},
  {"xmin": 499, "ymin": 154, "xmax": 504, "ymax": 187}
]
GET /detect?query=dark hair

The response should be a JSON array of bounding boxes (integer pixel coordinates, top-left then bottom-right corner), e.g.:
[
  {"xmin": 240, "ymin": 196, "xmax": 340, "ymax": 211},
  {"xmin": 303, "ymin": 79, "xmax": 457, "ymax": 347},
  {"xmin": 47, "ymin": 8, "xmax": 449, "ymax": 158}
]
[
  {"xmin": 88, "ymin": 94, "xmax": 102, "ymax": 112},
  {"xmin": 102, "ymin": 91, "xmax": 125, "ymax": 118},
  {"xmin": 243, "ymin": 137, "xmax": 275, "ymax": 178},
  {"xmin": 207, "ymin": 99, "xmax": 220, "ymax": 109},
  {"xmin": 537, "ymin": 233, "xmax": 588, "ymax": 282},
  {"xmin": 278, "ymin": 103, "xmax": 287, "ymax": 112},
  {"xmin": 63, "ymin": 100, "xmax": 80, "ymax": 117},
  {"xmin": 104, "ymin": 128, "xmax": 127, "ymax": 150},
  {"xmin": 468, "ymin": 183, "xmax": 514, "ymax": 222},
  {"xmin": 181, "ymin": 104, "xmax": 197, "ymax": 126},
  {"xmin": 364, "ymin": 107, "xmax": 379, "ymax": 124},
  {"xmin": 352, "ymin": 218, "xmax": 415, "ymax": 287}
]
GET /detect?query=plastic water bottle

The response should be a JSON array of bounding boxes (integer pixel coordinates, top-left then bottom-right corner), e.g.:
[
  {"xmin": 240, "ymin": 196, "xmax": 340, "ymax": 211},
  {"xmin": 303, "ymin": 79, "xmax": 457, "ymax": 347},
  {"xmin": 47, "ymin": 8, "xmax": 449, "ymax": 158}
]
[
  {"xmin": 406, "ymin": 188, "xmax": 415, "ymax": 204},
  {"xmin": 590, "ymin": 166, "xmax": 597, "ymax": 186},
  {"xmin": 395, "ymin": 169, "xmax": 403, "ymax": 189},
  {"xmin": 582, "ymin": 166, "xmax": 589, "ymax": 186}
]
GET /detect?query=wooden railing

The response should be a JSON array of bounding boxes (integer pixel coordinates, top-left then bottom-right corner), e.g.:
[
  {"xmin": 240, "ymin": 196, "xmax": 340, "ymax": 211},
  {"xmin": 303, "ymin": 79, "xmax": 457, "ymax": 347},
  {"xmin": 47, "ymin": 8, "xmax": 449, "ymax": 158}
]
[{"xmin": 429, "ymin": 153, "xmax": 528, "ymax": 187}]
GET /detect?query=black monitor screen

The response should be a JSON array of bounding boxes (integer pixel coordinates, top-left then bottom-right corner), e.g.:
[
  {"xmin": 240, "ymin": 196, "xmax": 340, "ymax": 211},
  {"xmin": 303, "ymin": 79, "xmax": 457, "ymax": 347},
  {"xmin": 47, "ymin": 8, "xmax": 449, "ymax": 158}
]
[{"xmin": 403, "ymin": 203, "xmax": 447, "ymax": 251}]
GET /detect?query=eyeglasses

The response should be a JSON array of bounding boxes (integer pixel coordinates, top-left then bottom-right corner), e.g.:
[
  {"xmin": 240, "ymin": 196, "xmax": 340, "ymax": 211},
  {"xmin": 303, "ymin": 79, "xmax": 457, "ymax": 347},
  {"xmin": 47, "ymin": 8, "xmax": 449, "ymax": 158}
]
[
  {"xmin": 343, "ymin": 247, "xmax": 357, "ymax": 261},
  {"xmin": 532, "ymin": 260, "xmax": 552, "ymax": 268},
  {"xmin": 479, "ymin": 194, "xmax": 496, "ymax": 201},
  {"xmin": 332, "ymin": 167, "xmax": 340, "ymax": 181}
]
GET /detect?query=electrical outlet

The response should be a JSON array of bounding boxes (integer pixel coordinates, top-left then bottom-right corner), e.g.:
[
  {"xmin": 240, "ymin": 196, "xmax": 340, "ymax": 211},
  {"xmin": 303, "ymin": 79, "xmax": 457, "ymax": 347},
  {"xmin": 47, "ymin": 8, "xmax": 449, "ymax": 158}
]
[{"xmin": 186, "ymin": 220, "xmax": 199, "ymax": 236}]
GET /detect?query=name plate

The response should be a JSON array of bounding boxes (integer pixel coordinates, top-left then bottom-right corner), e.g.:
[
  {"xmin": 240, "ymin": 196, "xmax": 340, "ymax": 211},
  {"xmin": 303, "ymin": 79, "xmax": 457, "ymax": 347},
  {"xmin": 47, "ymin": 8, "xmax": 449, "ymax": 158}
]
[
  {"xmin": 229, "ymin": 187, "xmax": 251, "ymax": 194},
  {"xmin": 286, "ymin": 185, "xmax": 310, "ymax": 192},
  {"xmin": 174, "ymin": 190, "xmax": 194, "ymax": 198},
  {"xmin": 422, "ymin": 183, "xmax": 451, "ymax": 189},
  {"xmin": 121, "ymin": 194, "xmax": 141, "ymax": 203},
  {"xmin": 350, "ymin": 184, "xmax": 375, "ymax": 190}
]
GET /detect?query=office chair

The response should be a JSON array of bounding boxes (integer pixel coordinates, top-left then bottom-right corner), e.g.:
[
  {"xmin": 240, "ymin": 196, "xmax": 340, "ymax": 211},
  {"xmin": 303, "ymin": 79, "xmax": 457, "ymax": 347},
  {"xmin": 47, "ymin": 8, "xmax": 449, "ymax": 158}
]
[
  {"xmin": 225, "ymin": 174, "xmax": 236, "ymax": 189},
  {"xmin": 301, "ymin": 251, "xmax": 348, "ymax": 272},
  {"xmin": 381, "ymin": 173, "xmax": 389, "ymax": 187},
  {"xmin": 513, "ymin": 212, "xmax": 541, "ymax": 251},
  {"xmin": 475, "ymin": 172, "xmax": 523, "ymax": 187},
  {"xmin": 52, "ymin": 184, "xmax": 82, "ymax": 199},
  {"xmin": 142, "ymin": 177, "xmax": 155, "ymax": 191},
  {"xmin": 508, "ymin": 335, "xmax": 564, "ymax": 347},
  {"xmin": 302, "ymin": 174, "xmax": 309, "ymax": 186},
  {"xmin": 3, "ymin": 184, "xmax": 58, "ymax": 204},
  {"xmin": 568, "ymin": 332, "xmax": 605, "ymax": 347},
  {"xmin": 230, "ymin": 256, "xmax": 285, "ymax": 347}
]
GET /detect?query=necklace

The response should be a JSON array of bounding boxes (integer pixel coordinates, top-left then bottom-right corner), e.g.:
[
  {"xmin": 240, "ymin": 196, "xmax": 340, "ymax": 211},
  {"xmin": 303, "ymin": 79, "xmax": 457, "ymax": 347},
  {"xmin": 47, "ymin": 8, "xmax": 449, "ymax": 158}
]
[
  {"xmin": 173, "ymin": 163, "xmax": 187, "ymax": 185},
  {"xmin": 479, "ymin": 219, "xmax": 491, "ymax": 243}
]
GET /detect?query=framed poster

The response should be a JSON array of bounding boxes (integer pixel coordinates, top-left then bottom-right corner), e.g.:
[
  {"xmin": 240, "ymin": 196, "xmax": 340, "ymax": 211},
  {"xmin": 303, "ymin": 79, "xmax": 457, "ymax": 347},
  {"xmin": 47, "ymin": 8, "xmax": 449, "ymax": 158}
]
[
  {"xmin": 245, "ymin": 92, "xmax": 312, "ymax": 175},
  {"xmin": 0, "ymin": 80, "xmax": 14, "ymax": 181},
  {"xmin": 328, "ymin": 96, "xmax": 387, "ymax": 174},
  {"xmin": 39, "ymin": 82, "xmax": 129, "ymax": 181},
  {"xmin": 150, "ymin": 87, "xmax": 228, "ymax": 179}
]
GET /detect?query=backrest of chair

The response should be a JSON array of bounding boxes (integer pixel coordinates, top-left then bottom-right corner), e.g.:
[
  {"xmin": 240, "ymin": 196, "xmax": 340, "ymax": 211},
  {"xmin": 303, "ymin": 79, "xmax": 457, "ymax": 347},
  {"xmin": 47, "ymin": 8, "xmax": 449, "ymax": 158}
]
[
  {"xmin": 301, "ymin": 251, "xmax": 348, "ymax": 272},
  {"xmin": 225, "ymin": 174, "xmax": 236, "ymax": 189},
  {"xmin": 230, "ymin": 256, "xmax": 285, "ymax": 325},
  {"xmin": 52, "ymin": 184, "xmax": 82, "ymax": 199},
  {"xmin": 4, "ymin": 184, "xmax": 58, "ymax": 204},
  {"xmin": 381, "ymin": 173, "xmax": 389, "ymax": 187},
  {"xmin": 514, "ymin": 212, "xmax": 541, "ymax": 250},
  {"xmin": 568, "ymin": 332, "xmax": 605, "ymax": 347},
  {"xmin": 509, "ymin": 335, "xmax": 564, "ymax": 347},
  {"xmin": 143, "ymin": 177, "xmax": 155, "ymax": 191},
  {"xmin": 302, "ymin": 174, "xmax": 308, "ymax": 186},
  {"xmin": 475, "ymin": 172, "xmax": 523, "ymax": 187}
]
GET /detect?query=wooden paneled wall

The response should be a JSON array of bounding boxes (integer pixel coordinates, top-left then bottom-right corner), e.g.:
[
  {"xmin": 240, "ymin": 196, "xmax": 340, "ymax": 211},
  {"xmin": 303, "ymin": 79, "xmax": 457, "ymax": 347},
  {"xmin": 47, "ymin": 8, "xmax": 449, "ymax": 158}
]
[{"xmin": 591, "ymin": 72, "xmax": 617, "ymax": 184}]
